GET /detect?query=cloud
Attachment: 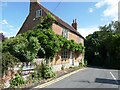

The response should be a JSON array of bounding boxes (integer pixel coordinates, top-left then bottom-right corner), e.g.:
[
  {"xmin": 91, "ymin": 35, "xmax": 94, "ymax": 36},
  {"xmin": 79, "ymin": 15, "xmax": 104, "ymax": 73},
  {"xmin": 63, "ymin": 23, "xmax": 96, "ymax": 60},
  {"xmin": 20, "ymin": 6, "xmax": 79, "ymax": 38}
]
[
  {"xmin": 1, "ymin": 19, "xmax": 8, "ymax": 25},
  {"xmin": 9, "ymin": 25, "xmax": 14, "ymax": 28},
  {"xmin": 78, "ymin": 26, "xmax": 99, "ymax": 38},
  {"xmin": 1, "ymin": 19, "xmax": 19, "ymax": 37},
  {"xmin": 1, "ymin": 19, "xmax": 15, "ymax": 28},
  {"xmin": 95, "ymin": 0, "xmax": 105, "ymax": 8},
  {"xmin": 95, "ymin": 0, "xmax": 119, "ymax": 21},
  {"xmin": 89, "ymin": 8, "xmax": 94, "ymax": 13}
]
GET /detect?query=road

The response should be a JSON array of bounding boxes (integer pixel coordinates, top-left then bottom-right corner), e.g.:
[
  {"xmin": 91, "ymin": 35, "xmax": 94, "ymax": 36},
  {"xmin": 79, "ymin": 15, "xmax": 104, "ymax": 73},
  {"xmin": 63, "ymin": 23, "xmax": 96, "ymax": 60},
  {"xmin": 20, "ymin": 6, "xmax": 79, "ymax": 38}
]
[{"xmin": 45, "ymin": 67, "xmax": 119, "ymax": 88}]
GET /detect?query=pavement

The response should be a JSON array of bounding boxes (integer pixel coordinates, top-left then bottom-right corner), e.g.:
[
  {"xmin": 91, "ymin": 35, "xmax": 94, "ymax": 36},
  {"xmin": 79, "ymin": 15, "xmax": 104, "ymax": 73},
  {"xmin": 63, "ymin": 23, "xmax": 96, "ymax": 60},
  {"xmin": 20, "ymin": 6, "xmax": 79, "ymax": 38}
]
[{"xmin": 33, "ymin": 67, "xmax": 120, "ymax": 89}]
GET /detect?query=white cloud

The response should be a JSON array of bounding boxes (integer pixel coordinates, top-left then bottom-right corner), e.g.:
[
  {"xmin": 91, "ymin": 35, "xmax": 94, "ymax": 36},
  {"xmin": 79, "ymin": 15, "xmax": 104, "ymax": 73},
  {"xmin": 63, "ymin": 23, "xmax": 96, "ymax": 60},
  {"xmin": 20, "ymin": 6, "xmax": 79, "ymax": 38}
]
[
  {"xmin": 95, "ymin": 0, "xmax": 105, "ymax": 8},
  {"xmin": 78, "ymin": 26, "xmax": 99, "ymax": 38},
  {"xmin": 9, "ymin": 25, "xmax": 14, "ymax": 28},
  {"xmin": 0, "ymin": 19, "xmax": 19, "ymax": 37},
  {"xmin": 1, "ymin": 19, "xmax": 15, "ymax": 28},
  {"xmin": 89, "ymin": 8, "xmax": 94, "ymax": 13},
  {"xmin": 1, "ymin": 19, "xmax": 8, "ymax": 25},
  {"xmin": 95, "ymin": 0, "xmax": 120, "ymax": 21}
]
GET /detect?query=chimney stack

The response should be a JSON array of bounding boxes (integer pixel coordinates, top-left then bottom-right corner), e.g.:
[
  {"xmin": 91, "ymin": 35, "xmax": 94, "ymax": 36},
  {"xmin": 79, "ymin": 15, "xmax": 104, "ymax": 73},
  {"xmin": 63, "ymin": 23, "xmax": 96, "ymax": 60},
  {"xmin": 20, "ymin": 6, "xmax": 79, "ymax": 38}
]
[
  {"xmin": 72, "ymin": 19, "xmax": 77, "ymax": 30},
  {"xmin": 30, "ymin": 0, "xmax": 40, "ymax": 12},
  {"xmin": 30, "ymin": 0, "xmax": 40, "ymax": 3}
]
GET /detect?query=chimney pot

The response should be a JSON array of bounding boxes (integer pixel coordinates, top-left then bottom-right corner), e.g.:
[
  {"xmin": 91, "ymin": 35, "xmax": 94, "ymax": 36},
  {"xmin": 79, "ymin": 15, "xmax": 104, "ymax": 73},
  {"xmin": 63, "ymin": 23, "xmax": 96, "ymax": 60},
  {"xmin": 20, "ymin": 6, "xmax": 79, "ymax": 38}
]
[
  {"xmin": 75, "ymin": 19, "xmax": 76, "ymax": 23},
  {"xmin": 30, "ymin": 0, "xmax": 40, "ymax": 3},
  {"xmin": 73, "ymin": 19, "xmax": 74, "ymax": 23},
  {"xmin": 72, "ymin": 19, "xmax": 77, "ymax": 30}
]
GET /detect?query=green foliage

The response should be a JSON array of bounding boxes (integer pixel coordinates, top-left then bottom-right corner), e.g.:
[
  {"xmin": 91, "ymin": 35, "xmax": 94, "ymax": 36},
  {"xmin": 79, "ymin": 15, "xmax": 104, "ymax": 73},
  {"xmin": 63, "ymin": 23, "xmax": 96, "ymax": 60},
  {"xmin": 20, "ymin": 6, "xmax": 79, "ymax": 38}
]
[
  {"xmin": 36, "ymin": 12, "xmax": 56, "ymax": 29},
  {"xmin": 22, "ymin": 29, "xmax": 61, "ymax": 59},
  {"xmin": 27, "ymin": 62, "xmax": 55, "ymax": 82},
  {"xmin": 22, "ymin": 29, "xmax": 84, "ymax": 63},
  {"xmin": 10, "ymin": 74, "xmax": 25, "ymax": 88},
  {"xmin": 2, "ymin": 52, "xmax": 19, "ymax": 76},
  {"xmin": 3, "ymin": 35, "xmax": 40, "ymax": 62},
  {"xmin": 57, "ymin": 35, "xmax": 84, "ymax": 52},
  {"xmin": 40, "ymin": 62, "xmax": 56, "ymax": 79},
  {"xmin": 27, "ymin": 71, "xmax": 41, "ymax": 83},
  {"xmin": 85, "ymin": 21, "xmax": 120, "ymax": 69},
  {"xmin": 61, "ymin": 65, "xmax": 65, "ymax": 70}
]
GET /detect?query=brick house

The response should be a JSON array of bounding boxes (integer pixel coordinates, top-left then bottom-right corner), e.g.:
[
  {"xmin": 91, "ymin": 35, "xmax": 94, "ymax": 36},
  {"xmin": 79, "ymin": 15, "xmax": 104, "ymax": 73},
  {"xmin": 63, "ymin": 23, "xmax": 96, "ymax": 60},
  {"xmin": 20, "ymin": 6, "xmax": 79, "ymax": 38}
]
[{"xmin": 17, "ymin": 0, "xmax": 84, "ymax": 71}]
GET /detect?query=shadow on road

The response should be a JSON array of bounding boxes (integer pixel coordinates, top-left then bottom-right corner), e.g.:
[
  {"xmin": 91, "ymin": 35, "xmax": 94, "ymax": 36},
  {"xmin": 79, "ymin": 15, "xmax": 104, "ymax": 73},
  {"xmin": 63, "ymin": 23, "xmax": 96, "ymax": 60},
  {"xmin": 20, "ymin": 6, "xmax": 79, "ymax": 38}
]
[
  {"xmin": 95, "ymin": 78, "xmax": 120, "ymax": 85},
  {"xmin": 87, "ymin": 65, "xmax": 119, "ymax": 70},
  {"xmin": 72, "ymin": 78, "xmax": 120, "ymax": 85}
]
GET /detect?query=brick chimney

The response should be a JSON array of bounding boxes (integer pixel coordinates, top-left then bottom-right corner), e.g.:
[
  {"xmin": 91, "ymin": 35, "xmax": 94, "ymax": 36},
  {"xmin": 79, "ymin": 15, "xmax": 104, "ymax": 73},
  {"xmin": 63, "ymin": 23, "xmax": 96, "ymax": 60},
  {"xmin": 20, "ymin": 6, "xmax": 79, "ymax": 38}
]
[
  {"xmin": 72, "ymin": 19, "xmax": 77, "ymax": 30},
  {"xmin": 30, "ymin": 0, "xmax": 40, "ymax": 12}
]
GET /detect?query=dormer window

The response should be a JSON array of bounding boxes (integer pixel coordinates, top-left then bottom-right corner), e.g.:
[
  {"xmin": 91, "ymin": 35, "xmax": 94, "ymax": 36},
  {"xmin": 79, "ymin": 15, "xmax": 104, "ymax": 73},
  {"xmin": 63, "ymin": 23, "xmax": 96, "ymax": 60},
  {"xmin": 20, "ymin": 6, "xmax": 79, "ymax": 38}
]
[
  {"xmin": 36, "ymin": 9, "xmax": 42, "ymax": 18},
  {"xmin": 62, "ymin": 28, "xmax": 68, "ymax": 39}
]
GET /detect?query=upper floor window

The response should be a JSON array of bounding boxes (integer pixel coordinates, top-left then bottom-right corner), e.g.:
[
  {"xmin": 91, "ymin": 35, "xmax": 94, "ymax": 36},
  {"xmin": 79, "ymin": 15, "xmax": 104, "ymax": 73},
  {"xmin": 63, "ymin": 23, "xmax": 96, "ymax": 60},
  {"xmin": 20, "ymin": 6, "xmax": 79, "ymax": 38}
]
[
  {"xmin": 36, "ymin": 9, "xmax": 42, "ymax": 18},
  {"xmin": 62, "ymin": 28, "xmax": 68, "ymax": 39}
]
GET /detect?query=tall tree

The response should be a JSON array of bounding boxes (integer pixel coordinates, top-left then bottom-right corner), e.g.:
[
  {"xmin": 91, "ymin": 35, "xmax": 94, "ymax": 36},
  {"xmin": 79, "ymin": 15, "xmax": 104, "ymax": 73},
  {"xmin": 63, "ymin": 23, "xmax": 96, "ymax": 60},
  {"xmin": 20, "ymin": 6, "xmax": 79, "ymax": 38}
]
[{"xmin": 85, "ymin": 21, "xmax": 120, "ymax": 69}]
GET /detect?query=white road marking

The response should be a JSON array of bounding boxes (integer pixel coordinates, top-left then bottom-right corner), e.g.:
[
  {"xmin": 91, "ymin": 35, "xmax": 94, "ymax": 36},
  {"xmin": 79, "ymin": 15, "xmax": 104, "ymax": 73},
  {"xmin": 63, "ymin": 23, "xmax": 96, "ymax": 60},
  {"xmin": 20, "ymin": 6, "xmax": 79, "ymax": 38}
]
[{"xmin": 110, "ymin": 72, "xmax": 118, "ymax": 84}]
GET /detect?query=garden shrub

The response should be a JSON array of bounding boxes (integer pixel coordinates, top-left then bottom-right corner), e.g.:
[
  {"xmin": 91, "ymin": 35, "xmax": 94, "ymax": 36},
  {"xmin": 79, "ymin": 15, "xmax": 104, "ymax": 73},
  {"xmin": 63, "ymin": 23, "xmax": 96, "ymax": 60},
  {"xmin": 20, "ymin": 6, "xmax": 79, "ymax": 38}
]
[
  {"xmin": 40, "ymin": 62, "xmax": 56, "ymax": 79},
  {"xmin": 27, "ymin": 71, "xmax": 41, "ymax": 83},
  {"xmin": 61, "ymin": 65, "xmax": 65, "ymax": 70},
  {"xmin": 10, "ymin": 74, "xmax": 25, "ymax": 88},
  {"xmin": 2, "ymin": 52, "xmax": 19, "ymax": 76}
]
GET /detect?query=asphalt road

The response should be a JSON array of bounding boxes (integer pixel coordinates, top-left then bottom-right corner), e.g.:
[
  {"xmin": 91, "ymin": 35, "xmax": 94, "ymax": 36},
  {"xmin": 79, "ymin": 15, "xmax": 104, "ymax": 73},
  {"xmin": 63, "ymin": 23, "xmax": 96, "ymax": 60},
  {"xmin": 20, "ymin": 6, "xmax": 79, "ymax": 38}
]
[{"xmin": 45, "ymin": 67, "xmax": 120, "ymax": 88}]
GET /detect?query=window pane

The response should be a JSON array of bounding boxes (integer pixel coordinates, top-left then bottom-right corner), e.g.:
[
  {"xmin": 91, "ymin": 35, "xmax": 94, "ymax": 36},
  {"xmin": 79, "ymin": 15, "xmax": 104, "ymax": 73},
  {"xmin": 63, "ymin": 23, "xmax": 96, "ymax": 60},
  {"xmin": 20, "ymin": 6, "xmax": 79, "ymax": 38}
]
[{"xmin": 36, "ymin": 9, "xmax": 42, "ymax": 18}]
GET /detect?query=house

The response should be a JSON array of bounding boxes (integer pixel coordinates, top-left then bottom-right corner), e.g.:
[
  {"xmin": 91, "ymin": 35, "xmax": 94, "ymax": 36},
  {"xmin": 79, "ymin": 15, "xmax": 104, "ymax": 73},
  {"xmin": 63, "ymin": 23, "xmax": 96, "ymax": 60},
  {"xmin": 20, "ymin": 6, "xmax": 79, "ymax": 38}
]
[{"xmin": 17, "ymin": 0, "xmax": 84, "ymax": 71}]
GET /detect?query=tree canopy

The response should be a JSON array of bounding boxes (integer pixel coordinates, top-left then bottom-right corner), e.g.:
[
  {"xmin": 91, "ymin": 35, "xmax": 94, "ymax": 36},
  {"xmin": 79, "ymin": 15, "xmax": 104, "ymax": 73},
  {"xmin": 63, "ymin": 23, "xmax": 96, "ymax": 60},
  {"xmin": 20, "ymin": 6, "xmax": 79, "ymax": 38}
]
[
  {"xmin": 85, "ymin": 21, "xmax": 120, "ymax": 69},
  {"xmin": 3, "ymin": 35, "xmax": 41, "ymax": 62}
]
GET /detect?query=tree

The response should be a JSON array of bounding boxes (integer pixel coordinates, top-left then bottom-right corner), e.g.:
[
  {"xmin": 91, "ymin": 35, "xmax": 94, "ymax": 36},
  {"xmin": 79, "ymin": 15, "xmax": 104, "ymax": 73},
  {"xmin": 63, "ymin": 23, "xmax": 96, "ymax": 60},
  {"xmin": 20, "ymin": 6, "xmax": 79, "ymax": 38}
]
[
  {"xmin": 85, "ymin": 21, "xmax": 120, "ymax": 69},
  {"xmin": 3, "ymin": 35, "xmax": 41, "ymax": 62}
]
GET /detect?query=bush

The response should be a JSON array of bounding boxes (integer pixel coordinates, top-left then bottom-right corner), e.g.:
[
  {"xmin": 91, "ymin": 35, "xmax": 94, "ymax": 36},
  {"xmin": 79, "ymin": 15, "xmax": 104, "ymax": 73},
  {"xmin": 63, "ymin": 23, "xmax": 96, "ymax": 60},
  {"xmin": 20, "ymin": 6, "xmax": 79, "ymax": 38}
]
[
  {"xmin": 10, "ymin": 74, "xmax": 25, "ymax": 88},
  {"xmin": 79, "ymin": 62, "xmax": 83, "ymax": 67},
  {"xmin": 2, "ymin": 35, "xmax": 41, "ymax": 62},
  {"xmin": 27, "ymin": 71, "xmax": 41, "ymax": 83},
  {"xmin": 2, "ymin": 52, "xmax": 19, "ymax": 76},
  {"xmin": 40, "ymin": 62, "xmax": 56, "ymax": 79},
  {"xmin": 61, "ymin": 65, "xmax": 65, "ymax": 70},
  {"xmin": 27, "ymin": 61, "xmax": 55, "ymax": 83}
]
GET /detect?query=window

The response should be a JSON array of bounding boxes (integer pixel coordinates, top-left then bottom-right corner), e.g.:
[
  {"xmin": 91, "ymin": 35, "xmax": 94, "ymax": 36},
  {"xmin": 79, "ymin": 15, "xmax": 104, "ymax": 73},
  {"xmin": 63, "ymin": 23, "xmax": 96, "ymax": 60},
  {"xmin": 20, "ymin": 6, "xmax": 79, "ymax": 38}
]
[
  {"xmin": 62, "ymin": 28, "xmax": 68, "ymax": 39},
  {"xmin": 61, "ymin": 50, "xmax": 69, "ymax": 59},
  {"xmin": 36, "ymin": 9, "xmax": 42, "ymax": 18}
]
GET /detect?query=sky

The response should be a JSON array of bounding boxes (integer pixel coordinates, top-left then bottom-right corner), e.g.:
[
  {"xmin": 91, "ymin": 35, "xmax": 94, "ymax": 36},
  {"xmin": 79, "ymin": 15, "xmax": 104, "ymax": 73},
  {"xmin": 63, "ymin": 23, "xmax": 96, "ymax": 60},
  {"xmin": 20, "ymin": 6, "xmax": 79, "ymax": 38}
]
[{"xmin": 0, "ymin": 0, "xmax": 119, "ymax": 38}]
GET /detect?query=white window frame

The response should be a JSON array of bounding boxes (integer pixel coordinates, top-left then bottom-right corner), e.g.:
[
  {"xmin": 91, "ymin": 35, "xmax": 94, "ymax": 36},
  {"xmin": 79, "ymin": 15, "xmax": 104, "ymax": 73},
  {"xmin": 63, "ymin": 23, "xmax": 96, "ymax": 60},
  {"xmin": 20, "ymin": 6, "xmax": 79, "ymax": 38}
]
[
  {"xmin": 61, "ymin": 50, "xmax": 68, "ymax": 59},
  {"xmin": 36, "ymin": 9, "xmax": 42, "ymax": 18},
  {"xmin": 62, "ymin": 28, "xmax": 68, "ymax": 39}
]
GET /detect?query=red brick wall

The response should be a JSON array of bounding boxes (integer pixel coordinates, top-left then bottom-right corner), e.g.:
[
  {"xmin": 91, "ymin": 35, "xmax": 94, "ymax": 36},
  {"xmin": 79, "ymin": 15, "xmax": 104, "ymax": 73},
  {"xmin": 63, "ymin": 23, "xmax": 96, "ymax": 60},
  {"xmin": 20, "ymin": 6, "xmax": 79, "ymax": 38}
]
[
  {"xmin": 69, "ymin": 32, "xmax": 79, "ymax": 43},
  {"xmin": 52, "ymin": 23, "xmax": 62, "ymax": 35}
]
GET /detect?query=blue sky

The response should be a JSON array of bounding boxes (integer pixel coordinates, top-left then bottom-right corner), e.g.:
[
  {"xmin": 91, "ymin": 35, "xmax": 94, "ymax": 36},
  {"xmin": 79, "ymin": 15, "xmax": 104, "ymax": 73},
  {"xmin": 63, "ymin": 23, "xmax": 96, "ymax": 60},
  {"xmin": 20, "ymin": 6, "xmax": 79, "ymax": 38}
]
[{"xmin": 0, "ymin": 0, "xmax": 119, "ymax": 37}]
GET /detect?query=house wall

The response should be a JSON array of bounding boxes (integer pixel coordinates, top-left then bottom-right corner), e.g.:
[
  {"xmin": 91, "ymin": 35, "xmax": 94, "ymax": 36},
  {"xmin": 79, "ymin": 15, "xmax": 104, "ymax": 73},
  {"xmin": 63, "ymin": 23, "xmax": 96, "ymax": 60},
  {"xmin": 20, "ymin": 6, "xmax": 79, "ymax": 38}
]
[
  {"xmin": 49, "ymin": 50, "xmax": 83, "ymax": 71},
  {"xmin": 52, "ymin": 23, "xmax": 84, "ymax": 45},
  {"xmin": 69, "ymin": 32, "xmax": 79, "ymax": 43},
  {"xmin": 52, "ymin": 23, "xmax": 62, "ymax": 35}
]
